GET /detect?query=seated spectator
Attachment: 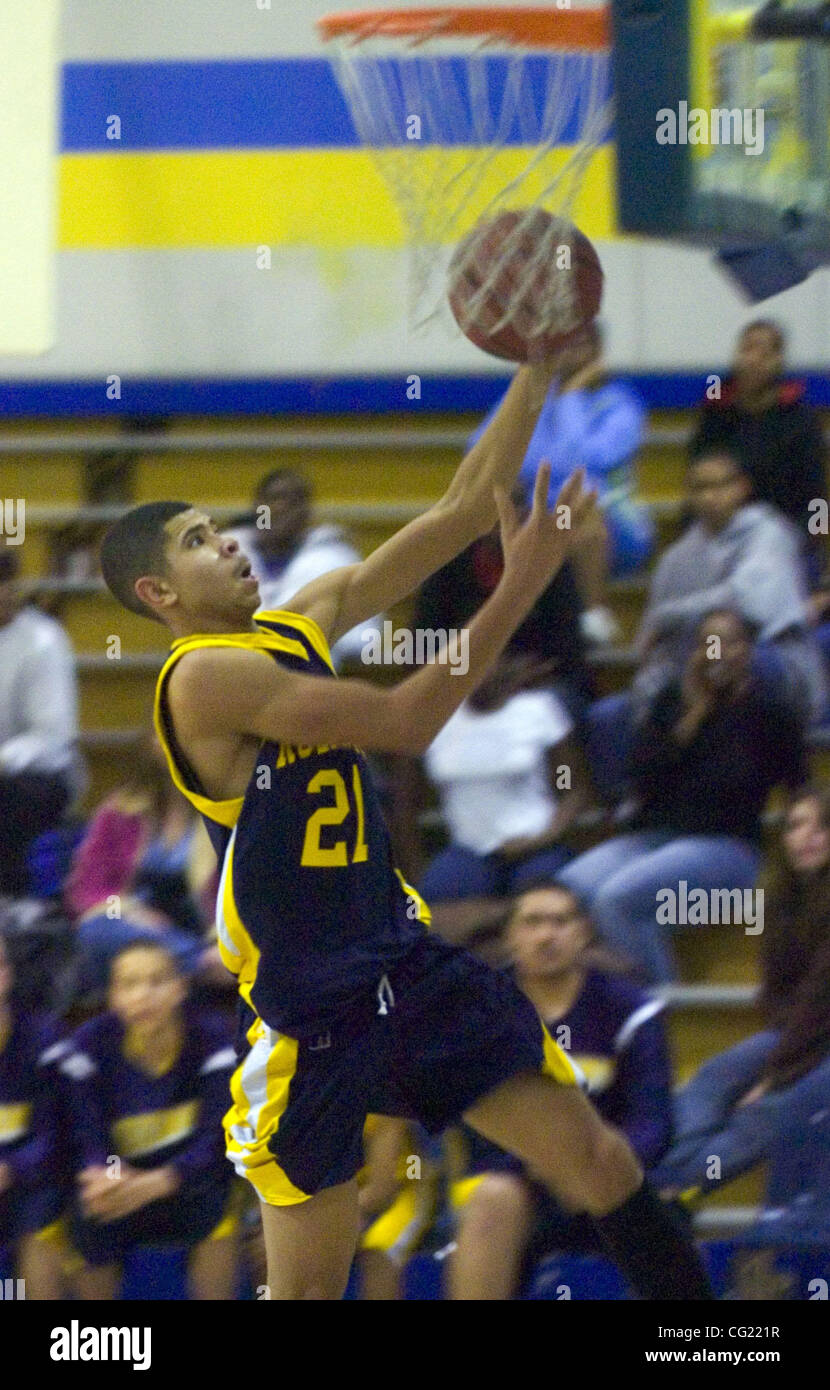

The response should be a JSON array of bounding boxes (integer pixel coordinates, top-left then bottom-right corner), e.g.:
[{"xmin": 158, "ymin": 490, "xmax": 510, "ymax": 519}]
[
  {"xmin": 223, "ymin": 467, "xmax": 380, "ymax": 667},
  {"xmin": 468, "ymin": 321, "xmax": 653, "ymax": 644},
  {"xmin": 59, "ymin": 940, "xmax": 238, "ymax": 1299},
  {"xmin": 0, "ymin": 931, "xmax": 69, "ymax": 1299},
  {"xmin": 448, "ymin": 883, "xmax": 673, "ymax": 1299},
  {"xmin": 413, "ymin": 487, "xmax": 593, "ymax": 718},
  {"xmin": 690, "ymin": 319, "xmax": 826, "ymax": 585},
  {"xmin": 0, "ymin": 547, "xmax": 83, "ymax": 899},
  {"xmin": 635, "ymin": 448, "xmax": 826, "ymax": 725},
  {"xmin": 357, "ymin": 1117, "xmax": 438, "ymax": 1301},
  {"xmin": 558, "ymin": 610, "xmax": 807, "ymax": 982},
  {"xmin": 65, "ymin": 732, "xmax": 217, "ymax": 988},
  {"xmin": 652, "ymin": 785, "xmax": 830, "ymax": 1199},
  {"xmin": 420, "ymin": 653, "xmax": 591, "ymax": 904}
]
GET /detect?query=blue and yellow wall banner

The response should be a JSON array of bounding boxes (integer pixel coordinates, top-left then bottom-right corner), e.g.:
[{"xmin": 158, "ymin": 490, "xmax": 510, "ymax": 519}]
[{"xmin": 59, "ymin": 58, "xmax": 616, "ymax": 250}]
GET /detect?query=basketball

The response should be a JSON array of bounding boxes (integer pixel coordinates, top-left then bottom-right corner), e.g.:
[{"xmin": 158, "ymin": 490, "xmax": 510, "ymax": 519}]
[{"xmin": 448, "ymin": 208, "xmax": 604, "ymax": 363}]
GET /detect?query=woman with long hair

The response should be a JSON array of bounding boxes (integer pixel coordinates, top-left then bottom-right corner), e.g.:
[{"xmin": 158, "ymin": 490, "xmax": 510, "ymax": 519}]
[{"xmin": 652, "ymin": 784, "xmax": 830, "ymax": 1197}]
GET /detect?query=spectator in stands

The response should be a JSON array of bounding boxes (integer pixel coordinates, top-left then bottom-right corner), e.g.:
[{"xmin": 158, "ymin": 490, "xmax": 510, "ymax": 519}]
[
  {"xmin": 0, "ymin": 931, "xmax": 69, "ymax": 1299},
  {"xmin": 467, "ymin": 321, "xmax": 653, "ymax": 645},
  {"xmin": 224, "ymin": 468, "xmax": 379, "ymax": 667},
  {"xmin": 558, "ymin": 609, "xmax": 807, "ymax": 982},
  {"xmin": 0, "ymin": 547, "xmax": 82, "ymax": 899},
  {"xmin": 449, "ymin": 883, "xmax": 673, "ymax": 1299},
  {"xmin": 420, "ymin": 653, "xmax": 592, "ymax": 903},
  {"xmin": 60, "ymin": 940, "xmax": 238, "ymax": 1299},
  {"xmin": 690, "ymin": 319, "xmax": 826, "ymax": 583},
  {"xmin": 357, "ymin": 1117, "xmax": 438, "ymax": 1301},
  {"xmin": 635, "ymin": 448, "xmax": 826, "ymax": 725},
  {"xmin": 413, "ymin": 484, "xmax": 593, "ymax": 717},
  {"xmin": 65, "ymin": 732, "xmax": 217, "ymax": 988},
  {"xmin": 652, "ymin": 785, "xmax": 830, "ymax": 1198}
]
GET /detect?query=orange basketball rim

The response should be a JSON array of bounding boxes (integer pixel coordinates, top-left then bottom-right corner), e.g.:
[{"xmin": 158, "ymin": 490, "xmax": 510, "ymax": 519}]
[{"xmin": 318, "ymin": 7, "xmax": 609, "ymax": 50}]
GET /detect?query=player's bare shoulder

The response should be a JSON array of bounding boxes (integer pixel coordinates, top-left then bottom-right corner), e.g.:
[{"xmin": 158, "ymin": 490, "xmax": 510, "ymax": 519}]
[
  {"xmin": 165, "ymin": 646, "xmax": 272, "ymax": 801},
  {"xmin": 166, "ymin": 644, "xmax": 280, "ymax": 738}
]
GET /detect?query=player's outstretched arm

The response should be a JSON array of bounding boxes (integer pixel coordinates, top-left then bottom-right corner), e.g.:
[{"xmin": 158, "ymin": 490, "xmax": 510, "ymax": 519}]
[
  {"xmin": 171, "ymin": 468, "xmax": 596, "ymax": 759},
  {"xmin": 285, "ymin": 359, "xmax": 561, "ymax": 646}
]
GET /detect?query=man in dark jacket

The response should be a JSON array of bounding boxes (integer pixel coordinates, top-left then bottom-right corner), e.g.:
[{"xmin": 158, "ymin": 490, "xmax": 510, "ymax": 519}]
[{"xmin": 690, "ymin": 319, "xmax": 826, "ymax": 582}]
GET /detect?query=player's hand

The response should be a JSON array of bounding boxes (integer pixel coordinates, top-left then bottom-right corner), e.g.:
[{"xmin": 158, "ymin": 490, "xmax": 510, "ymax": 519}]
[
  {"xmin": 532, "ymin": 329, "xmax": 601, "ymax": 391},
  {"xmin": 79, "ymin": 1162, "xmax": 143, "ymax": 1219},
  {"xmin": 90, "ymin": 1168, "xmax": 176, "ymax": 1223},
  {"xmin": 496, "ymin": 463, "xmax": 597, "ymax": 600},
  {"xmin": 92, "ymin": 1175, "xmax": 147, "ymax": 1222},
  {"xmin": 78, "ymin": 1165, "xmax": 119, "ymax": 1218},
  {"xmin": 560, "ymin": 348, "xmax": 605, "ymax": 394}
]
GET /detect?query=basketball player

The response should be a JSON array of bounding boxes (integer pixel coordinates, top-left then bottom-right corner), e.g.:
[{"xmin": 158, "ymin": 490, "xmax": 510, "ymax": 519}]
[
  {"xmin": 61, "ymin": 940, "xmax": 238, "ymax": 1299},
  {"xmin": 100, "ymin": 362, "xmax": 711, "ymax": 1299}
]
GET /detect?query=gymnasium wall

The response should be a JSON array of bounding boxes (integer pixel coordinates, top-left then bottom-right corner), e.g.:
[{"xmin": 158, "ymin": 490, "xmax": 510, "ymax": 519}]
[{"xmin": 1, "ymin": 0, "xmax": 829, "ymax": 415}]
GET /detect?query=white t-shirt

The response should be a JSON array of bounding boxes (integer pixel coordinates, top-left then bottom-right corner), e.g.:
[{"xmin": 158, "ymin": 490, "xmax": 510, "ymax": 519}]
[
  {"xmin": 424, "ymin": 691, "xmax": 573, "ymax": 856},
  {"xmin": 0, "ymin": 606, "xmax": 83, "ymax": 791}
]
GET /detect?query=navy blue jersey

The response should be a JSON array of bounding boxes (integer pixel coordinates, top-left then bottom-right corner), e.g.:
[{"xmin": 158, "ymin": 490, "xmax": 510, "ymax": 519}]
[
  {"xmin": 0, "ymin": 1010, "xmax": 68, "ymax": 1193},
  {"xmin": 59, "ymin": 1009, "xmax": 235, "ymax": 1191},
  {"xmin": 464, "ymin": 969, "xmax": 673, "ymax": 1174},
  {"xmin": 153, "ymin": 610, "xmax": 430, "ymax": 1038}
]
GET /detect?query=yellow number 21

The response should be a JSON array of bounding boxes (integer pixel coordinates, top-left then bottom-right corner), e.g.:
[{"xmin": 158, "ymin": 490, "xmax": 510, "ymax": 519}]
[{"xmin": 300, "ymin": 765, "xmax": 369, "ymax": 868}]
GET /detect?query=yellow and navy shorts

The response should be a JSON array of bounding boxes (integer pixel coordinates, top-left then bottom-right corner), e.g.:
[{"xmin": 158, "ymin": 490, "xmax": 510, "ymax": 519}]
[{"xmin": 224, "ymin": 934, "xmax": 578, "ymax": 1207}]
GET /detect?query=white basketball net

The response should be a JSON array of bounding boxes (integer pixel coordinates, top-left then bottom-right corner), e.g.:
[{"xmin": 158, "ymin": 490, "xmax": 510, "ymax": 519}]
[{"xmin": 325, "ymin": 19, "xmax": 612, "ymax": 337}]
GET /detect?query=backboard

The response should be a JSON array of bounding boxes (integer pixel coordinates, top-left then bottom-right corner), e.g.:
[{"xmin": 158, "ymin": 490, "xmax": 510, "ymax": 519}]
[{"xmin": 611, "ymin": 0, "xmax": 830, "ymax": 297}]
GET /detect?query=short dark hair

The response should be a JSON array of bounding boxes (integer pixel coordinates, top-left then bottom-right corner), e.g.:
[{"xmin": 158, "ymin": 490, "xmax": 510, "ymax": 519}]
[
  {"xmin": 109, "ymin": 938, "xmax": 185, "ymax": 979},
  {"xmin": 100, "ymin": 501, "xmax": 191, "ymax": 619},
  {"xmin": 687, "ymin": 447, "xmax": 748, "ymax": 477},
  {"xmin": 742, "ymin": 318, "xmax": 786, "ymax": 354},
  {"xmin": 254, "ymin": 468, "xmax": 310, "ymax": 504},
  {"xmin": 509, "ymin": 878, "xmax": 593, "ymax": 924},
  {"xmin": 697, "ymin": 606, "xmax": 758, "ymax": 643}
]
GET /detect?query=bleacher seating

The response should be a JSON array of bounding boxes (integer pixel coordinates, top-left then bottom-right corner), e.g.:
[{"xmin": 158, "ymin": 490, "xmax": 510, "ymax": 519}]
[{"xmin": 3, "ymin": 404, "xmax": 829, "ymax": 1269}]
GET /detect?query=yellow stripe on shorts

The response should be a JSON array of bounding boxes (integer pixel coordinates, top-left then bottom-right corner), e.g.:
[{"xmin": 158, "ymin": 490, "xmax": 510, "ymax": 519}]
[{"xmin": 224, "ymin": 1020, "xmax": 309, "ymax": 1207}]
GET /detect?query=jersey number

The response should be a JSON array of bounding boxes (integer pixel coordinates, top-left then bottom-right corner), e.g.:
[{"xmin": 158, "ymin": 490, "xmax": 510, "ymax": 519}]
[{"xmin": 300, "ymin": 765, "xmax": 369, "ymax": 867}]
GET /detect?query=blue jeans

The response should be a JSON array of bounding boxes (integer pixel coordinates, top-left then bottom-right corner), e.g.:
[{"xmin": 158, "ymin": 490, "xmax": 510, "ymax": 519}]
[
  {"xmin": 77, "ymin": 914, "xmax": 203, "ymax": 989},
  {"xmin": 651, "ymin": 1033, "xmax": 830, "ymax": 1191},
  {"xmin": 420, "ymin": 842, "xmax": 573, "ymax": 902},
  {"xmin": 556, "ymin": 832, "xmax": 761, "ymax": 982}
]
